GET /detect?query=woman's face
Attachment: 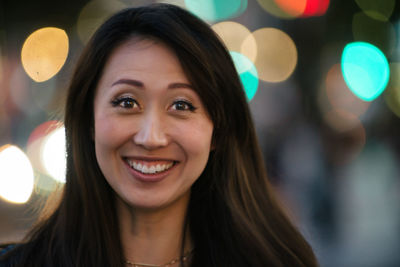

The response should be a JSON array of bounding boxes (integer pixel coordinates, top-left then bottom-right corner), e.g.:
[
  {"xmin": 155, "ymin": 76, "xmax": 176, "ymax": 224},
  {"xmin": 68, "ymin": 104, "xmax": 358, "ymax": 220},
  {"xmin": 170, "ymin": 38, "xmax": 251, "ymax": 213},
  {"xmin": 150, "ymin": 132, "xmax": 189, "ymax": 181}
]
[{"xmin": 93, "ymin": 38, "xmax": 213, "ymax": 211}]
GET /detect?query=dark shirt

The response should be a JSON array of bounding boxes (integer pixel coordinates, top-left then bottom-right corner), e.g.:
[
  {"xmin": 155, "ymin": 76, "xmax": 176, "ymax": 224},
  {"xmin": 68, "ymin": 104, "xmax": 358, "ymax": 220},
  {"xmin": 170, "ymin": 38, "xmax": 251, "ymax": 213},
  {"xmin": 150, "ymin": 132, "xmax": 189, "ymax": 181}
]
[
  {"xmin": 0, "ymin": 245, "xmax": 15, "ymax": 256},
  {"xmin": 0, "ymin": 244, "xmax": 18, "ymax": 266}
]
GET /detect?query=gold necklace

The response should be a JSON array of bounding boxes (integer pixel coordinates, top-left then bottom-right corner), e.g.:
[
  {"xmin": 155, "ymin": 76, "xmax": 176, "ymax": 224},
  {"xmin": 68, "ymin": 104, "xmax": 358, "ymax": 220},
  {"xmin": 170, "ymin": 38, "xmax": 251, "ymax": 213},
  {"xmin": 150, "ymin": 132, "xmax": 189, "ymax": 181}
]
[{"xmin": 125, "ymin": 249, "xmax": 194, "ymax": 267}]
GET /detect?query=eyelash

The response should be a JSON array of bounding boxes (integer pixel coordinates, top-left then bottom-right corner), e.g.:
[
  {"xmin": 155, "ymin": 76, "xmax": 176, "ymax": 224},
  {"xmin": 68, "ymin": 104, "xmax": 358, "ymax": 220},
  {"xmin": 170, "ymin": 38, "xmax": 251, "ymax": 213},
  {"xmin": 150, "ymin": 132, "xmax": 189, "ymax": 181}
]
[
  {"xmin": 111, "ymin": 96, "xmax": 139, "ymax": 109},
  {"xmin": 171, "ymin": 100, "xmax": 197, "ymax": 112},
  {"xmin": 110, "ymin": 96, "xmax": 197, "ymax": 112}
]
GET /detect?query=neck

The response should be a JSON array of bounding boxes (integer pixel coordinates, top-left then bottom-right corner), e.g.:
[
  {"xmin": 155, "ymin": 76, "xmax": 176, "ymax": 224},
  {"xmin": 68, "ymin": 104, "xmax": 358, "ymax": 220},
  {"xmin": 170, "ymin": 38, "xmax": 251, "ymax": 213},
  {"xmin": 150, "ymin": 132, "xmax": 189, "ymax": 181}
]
[{"xmin": 117, "ymin": 195, "xmax": 192, "ymax": 266}]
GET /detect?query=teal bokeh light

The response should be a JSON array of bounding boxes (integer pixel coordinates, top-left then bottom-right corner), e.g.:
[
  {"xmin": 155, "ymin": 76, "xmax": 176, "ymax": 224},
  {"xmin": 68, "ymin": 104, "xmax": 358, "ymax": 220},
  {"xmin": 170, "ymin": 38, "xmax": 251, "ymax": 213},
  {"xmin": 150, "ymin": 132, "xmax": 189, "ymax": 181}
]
[
  {"xmin": 341, "ymin": 42, "xmax": 390, "ymax": 101},
  {"xmin": 184, "ymin": 0, "xmax": 247, "ymax": 22},
  {"xmin": 230, "ymin": 51, "xmax": 259, "ymax": 101}
]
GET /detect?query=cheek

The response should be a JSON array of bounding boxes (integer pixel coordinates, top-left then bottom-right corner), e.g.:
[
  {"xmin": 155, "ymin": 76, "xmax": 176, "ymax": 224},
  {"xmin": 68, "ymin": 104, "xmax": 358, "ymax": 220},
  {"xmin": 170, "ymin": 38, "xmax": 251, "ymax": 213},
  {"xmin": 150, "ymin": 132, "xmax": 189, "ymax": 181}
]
[
  {"xmin": 182, "ymin": 126, "xmax": 213, "ymax": 187},
  {"xmin": 175, "ymin": 120, "xmax": 213, "ymax": 160},
  {"xmin": 94, "ymin": 114, "xmax": 132, "ymax": 149},
  {"xmin": 95, "ymin": 118, "xmax": 115, "ymax": 146},
  {"xmin": 94, "ymin": 117, "xmax": 116, "ymax": 171}
]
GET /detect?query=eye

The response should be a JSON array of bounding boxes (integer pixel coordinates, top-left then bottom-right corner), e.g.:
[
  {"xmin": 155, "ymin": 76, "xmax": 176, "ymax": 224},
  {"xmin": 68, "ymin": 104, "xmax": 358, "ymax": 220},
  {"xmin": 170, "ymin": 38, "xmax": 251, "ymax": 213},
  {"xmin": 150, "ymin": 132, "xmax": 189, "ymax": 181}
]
[
  {"xmin": 171, "ymin": 100, "xmax": 197, "ymax": 112},
  {"xmin": 111, "ymin": 96, "xmax": 139, "ymax": 109}
]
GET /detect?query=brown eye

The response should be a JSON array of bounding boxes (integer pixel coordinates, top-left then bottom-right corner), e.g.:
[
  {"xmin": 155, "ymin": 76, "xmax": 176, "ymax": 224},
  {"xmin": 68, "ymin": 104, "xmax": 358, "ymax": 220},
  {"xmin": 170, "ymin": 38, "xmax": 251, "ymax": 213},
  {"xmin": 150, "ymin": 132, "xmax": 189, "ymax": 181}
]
[
  {"xmin": 111, "ymin": 97, "xmax": 139, "ymax": 109},
  {"xmin": 172, "ymin": 100, "xmax": 196, "ymax": 111}
]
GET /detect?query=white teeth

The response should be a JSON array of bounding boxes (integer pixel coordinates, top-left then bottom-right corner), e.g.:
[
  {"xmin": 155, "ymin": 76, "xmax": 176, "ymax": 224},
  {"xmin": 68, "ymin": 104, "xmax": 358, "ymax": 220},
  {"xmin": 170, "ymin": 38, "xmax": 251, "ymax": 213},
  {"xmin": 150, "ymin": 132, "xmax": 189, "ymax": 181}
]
[
  {"xmin": 149, "ymin": 166, "xmax": 156, "ymax": 174},
  {"xmin": 142, "ymin": 165, "xmax": 149, "ymax": 173},
  {"xmin": 127, "ymin": 160, "xmax": 174, "ymax": 174}
]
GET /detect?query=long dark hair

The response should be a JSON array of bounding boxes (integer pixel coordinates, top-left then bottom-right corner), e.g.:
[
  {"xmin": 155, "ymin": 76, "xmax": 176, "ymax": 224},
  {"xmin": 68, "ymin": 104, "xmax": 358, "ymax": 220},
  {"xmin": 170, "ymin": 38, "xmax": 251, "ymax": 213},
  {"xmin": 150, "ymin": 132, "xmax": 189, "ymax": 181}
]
[{"xmin": 1, "ymin": 4, "xmax": 318, "ymax": 267}]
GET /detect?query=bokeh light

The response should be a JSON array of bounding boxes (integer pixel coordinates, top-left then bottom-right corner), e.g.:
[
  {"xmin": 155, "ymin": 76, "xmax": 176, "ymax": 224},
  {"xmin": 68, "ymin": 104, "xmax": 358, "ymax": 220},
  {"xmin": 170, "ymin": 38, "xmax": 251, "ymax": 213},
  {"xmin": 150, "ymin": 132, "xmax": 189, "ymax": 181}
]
[
  {"xmin": 384, "ymin": 63, "xmax": 400, "ymax": 118},
  {"xmin": 257, "ymin": 0, "xmax": 329, "ymax": 18},
  {"xmin": 256, "ymin": 0, "xmax": 300, "ymax": 19},
  {"xmin": 0, "ymin": 145, "xmax": 34, "ymax": 204},
  {"xmin": 21, "ymin": 27, "xmax": 69, "ymax": 82},
  {"xmin": 212, "ymin": 21, "xmax": 257, "ymax": 62},
  {"xmin": 352, "ymin": 12, "xmax": 396, "ymax": 56},
  {"xmin": 28, "ymin": 120, "xmax": 60, "ymax": 146},
  {"xmin": 25, "ymin": 121, "xmax": 64, "ymax": 194},
  {"xmin": 302, "ymin": 0, "xmax": 330, "ymax": 17},
  {"xmin": 274, "ymin": 0, "xmax": 307, "ymax": 17},
  {"xmin": 324, "ymin": 64, "xmax": 370, "ymax": 117},
  {"xmin": 242, "ymin": 28, "xmax": 297, "ymax": 82},
  {"xmin": 341, "ymin": 42, "xmax": 390, "ymax": 101},
  {"xmin": 76, "ymin": 0, "xmax": 126, "ymax": 44},
  {"xmin": 184, "ymin": 0, "xmax": 247, "ymax": 22},
  {"xmin": 26, "ymin": 121, "xmax": 61, "ymax": 173},
  {"xmin": 41, "ymin": 126, "xmax": 66, "ymax": 183},
  {"xmin": 230, "ymin": 51, "xmax": 259, "ymax": 101},
  {"xmin": 324, "ymin": 109, "xmax": 364, "ymax": 133},
  {"xmin": 355, "ymin": 0, "xmax": 395, "ymax": 22}
]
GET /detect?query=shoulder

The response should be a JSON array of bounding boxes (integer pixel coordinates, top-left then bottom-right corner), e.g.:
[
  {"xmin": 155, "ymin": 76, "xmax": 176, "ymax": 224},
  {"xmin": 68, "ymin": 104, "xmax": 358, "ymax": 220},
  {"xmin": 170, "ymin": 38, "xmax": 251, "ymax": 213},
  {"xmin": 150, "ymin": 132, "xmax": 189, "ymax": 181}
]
[
  {"xmin": 0, "ymin": 244, "xmax": 16, "ymax": 255},
  {"xmin": 0, "ymin": 244, "xmax": 20, "ymax": 267},
  {"xmin": 1, "ymin": 241, "xmax": 55, "ymax": 267}
]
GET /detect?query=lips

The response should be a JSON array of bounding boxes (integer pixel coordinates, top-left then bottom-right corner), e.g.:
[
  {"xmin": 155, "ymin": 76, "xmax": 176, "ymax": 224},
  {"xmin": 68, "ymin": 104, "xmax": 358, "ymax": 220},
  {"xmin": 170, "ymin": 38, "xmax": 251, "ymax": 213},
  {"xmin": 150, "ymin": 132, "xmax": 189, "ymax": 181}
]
[
  {"xmin": 122, "ymin": 157, "xmax": 178, "ymax": 183},
  {"xmin": 126, "ymin": 159, "xmax": 175, "ymax": 174}
]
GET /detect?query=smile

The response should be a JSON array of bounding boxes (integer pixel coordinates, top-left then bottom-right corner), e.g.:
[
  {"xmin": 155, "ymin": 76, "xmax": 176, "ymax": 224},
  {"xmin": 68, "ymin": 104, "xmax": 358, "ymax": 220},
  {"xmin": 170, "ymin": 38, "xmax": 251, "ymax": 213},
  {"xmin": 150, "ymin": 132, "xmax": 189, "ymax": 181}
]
[{"xmin": 125, "ymin": 159, "xmax": 176, "ymax": 174}]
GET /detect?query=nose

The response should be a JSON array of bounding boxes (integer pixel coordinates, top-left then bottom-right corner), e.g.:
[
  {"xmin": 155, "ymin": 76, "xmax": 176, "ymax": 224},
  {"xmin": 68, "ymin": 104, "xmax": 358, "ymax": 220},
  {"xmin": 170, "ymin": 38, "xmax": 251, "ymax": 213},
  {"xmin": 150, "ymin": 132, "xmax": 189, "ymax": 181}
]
[{"xmin": 133, "ymin": 111, "xmax": 168, "ymax": 149}]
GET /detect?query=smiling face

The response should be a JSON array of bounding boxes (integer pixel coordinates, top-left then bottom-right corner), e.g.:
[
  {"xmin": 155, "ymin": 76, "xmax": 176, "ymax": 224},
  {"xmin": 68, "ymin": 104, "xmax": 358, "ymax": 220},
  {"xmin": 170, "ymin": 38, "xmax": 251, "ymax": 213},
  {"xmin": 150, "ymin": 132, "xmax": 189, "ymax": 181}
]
[{"xmin": 93, "ymin": 38, "xmax": 213, "ymax": 212}]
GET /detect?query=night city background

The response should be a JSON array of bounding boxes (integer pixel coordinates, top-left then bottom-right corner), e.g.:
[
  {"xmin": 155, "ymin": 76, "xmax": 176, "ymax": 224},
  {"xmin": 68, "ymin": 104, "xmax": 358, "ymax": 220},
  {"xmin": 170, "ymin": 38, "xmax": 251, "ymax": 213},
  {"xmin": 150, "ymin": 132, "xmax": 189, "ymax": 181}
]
[{"xmin": 1, "ymin": 0, "xmax": 400, "ymax": 266}]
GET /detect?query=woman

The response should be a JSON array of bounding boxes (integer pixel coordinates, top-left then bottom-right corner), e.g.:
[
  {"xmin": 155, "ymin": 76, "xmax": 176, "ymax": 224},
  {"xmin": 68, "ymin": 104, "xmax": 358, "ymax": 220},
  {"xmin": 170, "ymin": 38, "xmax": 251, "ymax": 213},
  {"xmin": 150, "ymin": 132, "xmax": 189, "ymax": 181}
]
[{"xmin": 0, "ymin": 4, "xmax": 318, "ymax": 267}]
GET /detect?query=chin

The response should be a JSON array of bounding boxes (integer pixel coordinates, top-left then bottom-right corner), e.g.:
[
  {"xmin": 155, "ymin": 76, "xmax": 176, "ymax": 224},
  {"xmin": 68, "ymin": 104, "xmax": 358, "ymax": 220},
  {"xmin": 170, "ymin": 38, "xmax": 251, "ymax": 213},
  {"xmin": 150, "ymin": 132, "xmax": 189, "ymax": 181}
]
[{"xmin": 119, "ymin": 191, "xmax": 191, "ymax": 213}]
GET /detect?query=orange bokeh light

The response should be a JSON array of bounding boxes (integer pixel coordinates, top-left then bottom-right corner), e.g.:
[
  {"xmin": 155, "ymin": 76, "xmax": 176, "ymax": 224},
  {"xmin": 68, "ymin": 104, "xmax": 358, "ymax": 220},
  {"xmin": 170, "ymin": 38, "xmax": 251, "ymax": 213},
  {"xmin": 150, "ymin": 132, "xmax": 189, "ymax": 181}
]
[{"xmin": 274, "ymin": 0, "xmax": 307, "ymax": 17}]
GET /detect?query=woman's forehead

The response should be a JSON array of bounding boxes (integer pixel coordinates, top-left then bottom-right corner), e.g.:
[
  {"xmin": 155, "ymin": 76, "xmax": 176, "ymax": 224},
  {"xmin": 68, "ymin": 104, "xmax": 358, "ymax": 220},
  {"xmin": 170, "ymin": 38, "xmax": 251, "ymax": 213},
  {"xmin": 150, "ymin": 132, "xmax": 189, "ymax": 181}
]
[{"xmin": 100, "ymin": 39, "xmax": 187, "ymax": 85}]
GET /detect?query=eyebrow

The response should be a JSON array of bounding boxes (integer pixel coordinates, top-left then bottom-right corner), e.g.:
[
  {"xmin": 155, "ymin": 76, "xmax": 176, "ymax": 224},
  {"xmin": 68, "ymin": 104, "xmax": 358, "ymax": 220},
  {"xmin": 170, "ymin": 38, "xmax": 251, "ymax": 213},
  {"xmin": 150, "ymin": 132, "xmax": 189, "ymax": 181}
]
[{"xmin": 111, "ymin": 79, "xmax": 193, "ymax": 90}]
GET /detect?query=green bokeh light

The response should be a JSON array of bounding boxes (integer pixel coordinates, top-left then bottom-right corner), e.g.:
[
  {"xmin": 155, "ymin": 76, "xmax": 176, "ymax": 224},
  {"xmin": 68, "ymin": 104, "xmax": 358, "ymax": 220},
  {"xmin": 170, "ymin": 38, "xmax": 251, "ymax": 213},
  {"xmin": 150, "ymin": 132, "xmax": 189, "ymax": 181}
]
[
  {"xmin": 230, "ymin": 51, "xmax": 259, "ymax": 101},
  {"xmin": 341, "ymin": 42, "xmax": 390, "ymax": 101},
  {"xmin": 355, "ymin": 0, "xmax": 395, "ymax": 21},
  {"xmin": 184, "ymin": 0, "xmax": 247, "ymax": 22}
]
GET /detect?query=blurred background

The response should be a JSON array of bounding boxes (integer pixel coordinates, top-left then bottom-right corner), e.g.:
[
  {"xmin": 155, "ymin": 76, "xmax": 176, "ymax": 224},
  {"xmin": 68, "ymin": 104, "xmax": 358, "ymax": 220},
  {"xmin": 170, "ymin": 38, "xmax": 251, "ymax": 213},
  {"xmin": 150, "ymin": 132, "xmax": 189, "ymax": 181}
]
[{"xmin": 0, "ymin": 0, "xmax": 399, "ymax": 266}]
